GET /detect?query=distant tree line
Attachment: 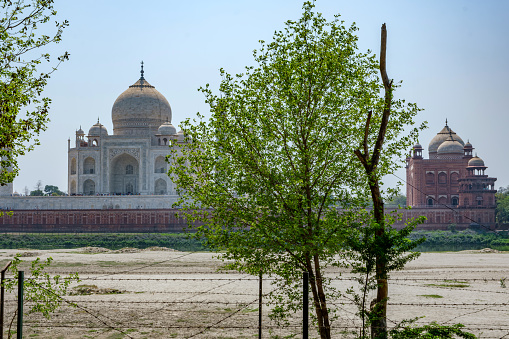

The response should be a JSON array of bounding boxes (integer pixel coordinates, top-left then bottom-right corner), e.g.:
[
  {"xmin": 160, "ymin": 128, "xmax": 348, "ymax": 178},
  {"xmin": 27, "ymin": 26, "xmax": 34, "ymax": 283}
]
[{"xmin": 27, "ymin": 180, "xmax": 65, "ymax": 196}]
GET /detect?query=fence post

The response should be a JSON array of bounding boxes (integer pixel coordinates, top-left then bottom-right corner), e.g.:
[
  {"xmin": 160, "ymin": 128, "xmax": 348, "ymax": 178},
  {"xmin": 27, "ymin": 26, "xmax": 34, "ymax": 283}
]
[
  {"xmin": 303, "ymin": 271, "xmax": 308, "ymax": 339},
  {"xmin": 16, "ymin": 271, "xmax": 23, "ymax": 339},
  {"xmin": 259, "ymin": 271, "xmax": 262, "ymax": 338},
  {"xmin": 0, "ymin": 261, "xmax": 12, "ymax": 339}
]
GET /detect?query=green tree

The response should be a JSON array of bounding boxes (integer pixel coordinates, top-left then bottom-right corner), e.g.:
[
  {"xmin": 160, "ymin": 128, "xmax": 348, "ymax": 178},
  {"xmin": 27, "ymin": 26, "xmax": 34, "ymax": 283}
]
[
  {"xmin": 0, "ymin": 0, "xmax": 69, "ymax": 186},
  {"xmin": 386, "ymin": 193, "xmax": 407, "ymax": 207},
  {"xmin": 29, "ymin": 180, "xmax": 43, "ymax": 196},
  {"xmin": 495, "ymin": 186, "xmax": 509, "ymax": 225},
  {"xmin": 44, "ymin": 184, "xmax": 64, "ymax": 196},
  {"xmin": 29, "ymin": 189, "xmax": 43, "ymax": 196},
  {"xmin": 168, "ymin": 3, "xmax": 422, "ymax": 338}
]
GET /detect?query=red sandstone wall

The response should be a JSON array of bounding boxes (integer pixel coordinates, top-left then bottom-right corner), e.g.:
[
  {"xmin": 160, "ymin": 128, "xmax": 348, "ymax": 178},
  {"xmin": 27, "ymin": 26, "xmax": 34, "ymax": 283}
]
[
  {"xmin": 0, "ymin": 208, "xmax": 496, "ymax": 233},
  {"xmin": 0, "ymin": 209, "xmax": 195, "ymax": 233}
]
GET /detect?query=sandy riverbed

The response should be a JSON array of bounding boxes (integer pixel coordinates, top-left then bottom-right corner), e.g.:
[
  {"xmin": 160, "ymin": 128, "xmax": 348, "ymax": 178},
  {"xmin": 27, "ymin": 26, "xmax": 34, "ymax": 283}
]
[{"xmin": 0, "ymin": 248, "xmax": 507, "ymax": 338}]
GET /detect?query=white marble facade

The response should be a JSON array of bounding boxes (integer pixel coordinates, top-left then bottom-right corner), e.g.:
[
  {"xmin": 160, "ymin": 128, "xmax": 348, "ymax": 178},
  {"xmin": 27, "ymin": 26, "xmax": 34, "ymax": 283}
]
[{"xmin": 68, "ymin": 66, "xmax": 185, "ymax": 196}]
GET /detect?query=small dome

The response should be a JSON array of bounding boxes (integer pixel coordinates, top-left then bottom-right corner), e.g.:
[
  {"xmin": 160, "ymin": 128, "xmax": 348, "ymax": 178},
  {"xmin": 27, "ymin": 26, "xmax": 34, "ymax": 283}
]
[
  {"xmin": 464, "ymin": 141, "xmax": 472, "ymax": 149},
  {"xmin": 157, "ymin": 121, "xmax": 177, "ymax": 135},
  {"xmin": 13, "ymin": 191, "xmax": 20, "ymax": 196},
  {"xmin": 468, "ymin": 156, "xmax": 485, "ymax": 167},
  {"xmin": 413, "ymin": 143, "xmax": 423, "ymax": 149},
  {"xmin": 76, "ymin": 127, "xmax": 85, "ymax": 135},
  {"xmin": 437, "ymin": 136, "xmax": 464, "ymax": 156},
  {"xmin": 88, "ymin": 122, "xmax": 108, "ymax": 136},
  {"xmin": 428, "ymin": 124, "xmax": 464, "ymax": 154}
]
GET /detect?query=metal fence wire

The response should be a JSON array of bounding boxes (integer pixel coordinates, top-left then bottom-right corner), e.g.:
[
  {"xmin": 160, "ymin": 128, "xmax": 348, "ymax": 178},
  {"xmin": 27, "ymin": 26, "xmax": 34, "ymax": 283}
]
[{"xmin": 0, "ymin": 251, "xmax": 507, "ymax": 338}]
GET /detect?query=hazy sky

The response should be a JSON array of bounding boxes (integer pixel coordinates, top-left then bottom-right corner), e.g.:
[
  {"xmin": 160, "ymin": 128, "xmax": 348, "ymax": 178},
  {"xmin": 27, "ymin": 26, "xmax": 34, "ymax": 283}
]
[{"xmin": 12, "ymin": 0, "xmax": 509, "ymax": 194}]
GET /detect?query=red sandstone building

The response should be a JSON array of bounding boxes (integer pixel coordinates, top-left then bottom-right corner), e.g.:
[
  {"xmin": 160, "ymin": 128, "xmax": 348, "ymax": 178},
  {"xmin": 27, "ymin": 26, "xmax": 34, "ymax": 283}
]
[{"xmin": 404, "ymin": 121, "xmax": 497, "ymax": 230}]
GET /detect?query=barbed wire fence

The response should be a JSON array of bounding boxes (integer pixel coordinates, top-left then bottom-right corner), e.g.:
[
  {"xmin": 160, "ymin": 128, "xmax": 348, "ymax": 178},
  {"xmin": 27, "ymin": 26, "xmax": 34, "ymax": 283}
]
[{"xmin": 0, "ymin": 251, "xmax": 507, "ymax": 338}]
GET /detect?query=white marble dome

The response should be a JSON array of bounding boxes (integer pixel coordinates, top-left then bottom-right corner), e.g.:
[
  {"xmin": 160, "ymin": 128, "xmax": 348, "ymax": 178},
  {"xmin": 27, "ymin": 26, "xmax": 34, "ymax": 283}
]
[
  {"xmin": 88, "ymin": 122, "xmax": 108, "ymax": 136},
  {"xmin": 158, "ymin": 121, "xmax": 177, "ymax": 135},
  {"xmin": 112, "ymin": 78, "xmax": 172, "ymax": 136}
]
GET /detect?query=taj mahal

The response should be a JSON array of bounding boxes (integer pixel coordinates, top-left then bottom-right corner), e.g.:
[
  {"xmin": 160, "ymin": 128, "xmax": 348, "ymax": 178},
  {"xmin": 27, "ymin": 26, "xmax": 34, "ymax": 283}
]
[
  {"xmin": 68, "ymin": 63, "xmax": 184, "ymax": 196},
  {"xmin": 0, "ymin": 65, "xmax": 186, "ymax": 216}
]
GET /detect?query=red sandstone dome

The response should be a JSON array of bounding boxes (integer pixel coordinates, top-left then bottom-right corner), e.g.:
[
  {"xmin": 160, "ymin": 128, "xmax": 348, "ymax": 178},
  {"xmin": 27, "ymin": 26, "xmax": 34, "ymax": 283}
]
[
  {"xmin": 428, "ymin": 123, "xmax": 464, "ymax": 154},
  {"xmin": 437, "ymin": 135, "xmax": 464, "ymax": 156},
  {"xmin": 468, "ymin": 156, "xmax": 485, "ymax": 167}
]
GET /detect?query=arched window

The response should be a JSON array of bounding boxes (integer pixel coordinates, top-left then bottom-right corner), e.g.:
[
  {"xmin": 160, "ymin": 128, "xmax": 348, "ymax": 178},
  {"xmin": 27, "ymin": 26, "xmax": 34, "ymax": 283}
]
[
  {"xmin": 155, "ymin": 156, "xmax": 166, "ymax": 173},
  {"xmin": 92, "ymin": 139, "xmax": 98, "ymax": 146},
  {"xmin": 427, "ymin": 198, "xmax": 433, "ymax": 206},
  {"xmin": 438, "ymin": 172, "xmax": 447, "ymax": 184},
  {"xmin": 450, "ymin": 172, "xmax": 459, "ymax": 184},
  {"xmin": 126, "ymin": 164, "xmax": 134, "ymax": 175},
  {"xmin": 425, "ymin": 172, "xmax": 434, "ymax": 184},
  {"xmin": 477, "ymin": 196, "xmax": 483, "ymax": 206},
  {"xmin": 451, "ymin": 197, "xmax": 459, "ymax": 206},
  {"xmin": 83, "ymin": 157, "xmax": 95, "ymax": 174},
  {"xmin": 70, "ymin": 158, "xmax": 77, "ymax": 175},
  {"xmin": 158, "ymin": 138, "xmax": 161, "ymax": 145}
]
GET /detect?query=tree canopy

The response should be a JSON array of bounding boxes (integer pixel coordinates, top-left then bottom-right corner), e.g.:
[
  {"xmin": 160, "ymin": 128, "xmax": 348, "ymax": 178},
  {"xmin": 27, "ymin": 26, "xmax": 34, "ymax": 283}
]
[
  {"xmin": 168, "ymin": 2, "xmax": 423, "ymax": 337},
  {"xmin": 44, "ymin": 184, "xmax": 64, "ymax": 196},
  {"xmin": 0, "ymin": 0, "xmax": 69, "ymax": 185},
  {"xmin": 496, "ymin": 186, "xmax": 509, "ymax": 225}
]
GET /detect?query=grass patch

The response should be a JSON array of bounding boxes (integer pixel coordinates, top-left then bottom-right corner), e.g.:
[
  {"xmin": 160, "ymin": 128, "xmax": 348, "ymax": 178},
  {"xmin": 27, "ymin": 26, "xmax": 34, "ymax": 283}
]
[
  {"xmin": 96, "ymin": 260, "xmax": 148, "ymax": 267},
  {"xmin": 0, "ymin": 233, "xmax": 207, "ymax": 251},
  {"xmin": 418, "ymin": 294, "xmax": 443, "ymax": 298},
  {"xmin": 426, "ymin": 283, "xmax": 469, "ymax": 288},
  {"xmin": 70, "ymin": 284, "xmax": 124, "ymax": 295}
]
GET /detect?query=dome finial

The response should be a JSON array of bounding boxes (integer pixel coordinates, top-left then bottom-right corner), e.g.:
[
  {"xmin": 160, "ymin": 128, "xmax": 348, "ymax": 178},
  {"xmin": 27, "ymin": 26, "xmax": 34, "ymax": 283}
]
[
  {"xmin": 445, "ymin": 118, "xmax": 448, "ymax": 126},
  {"xmin": 97, "ymin": 117, "xmax": 100, "ymax": 124},
  {"xmin": 140, "ymin": 61, "xmax": 145, "ymax": 80}
]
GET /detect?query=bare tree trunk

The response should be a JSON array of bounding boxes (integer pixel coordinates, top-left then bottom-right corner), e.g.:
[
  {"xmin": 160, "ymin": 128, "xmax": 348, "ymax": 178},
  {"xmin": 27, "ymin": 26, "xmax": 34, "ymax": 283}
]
[{"xmin": 354, "ymin": 23, "xmax": 392, "ymax": 339}]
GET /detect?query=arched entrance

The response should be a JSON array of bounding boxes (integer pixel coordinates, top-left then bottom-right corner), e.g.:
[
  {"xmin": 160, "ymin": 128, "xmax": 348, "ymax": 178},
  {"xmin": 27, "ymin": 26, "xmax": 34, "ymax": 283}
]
[
  {"xmin": 83, "ymin": 179, "xmax": 95, "ymax": 195},
  {"xmin": 70, "ymin": 180, "xmax": 77, "ymax": 195},
  {"xmin": 109, "ymin": 153, "xmax": 139, "ymax": 194},
  {"xmin": 155, "ymin": 178, "xmax": 167, "ymax": 195}
]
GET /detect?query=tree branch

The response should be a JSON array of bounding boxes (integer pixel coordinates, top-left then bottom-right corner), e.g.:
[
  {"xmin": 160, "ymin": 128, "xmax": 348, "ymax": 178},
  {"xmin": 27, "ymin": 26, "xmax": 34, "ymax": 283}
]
[{"xmin": 370, "ymin": 23, "xmax": 392, "ymax": 170}]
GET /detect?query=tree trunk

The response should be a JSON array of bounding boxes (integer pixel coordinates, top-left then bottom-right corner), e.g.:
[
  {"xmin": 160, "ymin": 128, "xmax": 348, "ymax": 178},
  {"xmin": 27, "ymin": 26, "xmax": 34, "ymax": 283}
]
[
  {"xmin": 306, "ymin": 257, "xmax": 331, "ymax": 339},
  {"xmin": 370, "ymin": 177, "xmax": 388, "ymax": 339},
  {"xmin": 353, "ymin": 23, "xmax": 392, "ymax": 339}
]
